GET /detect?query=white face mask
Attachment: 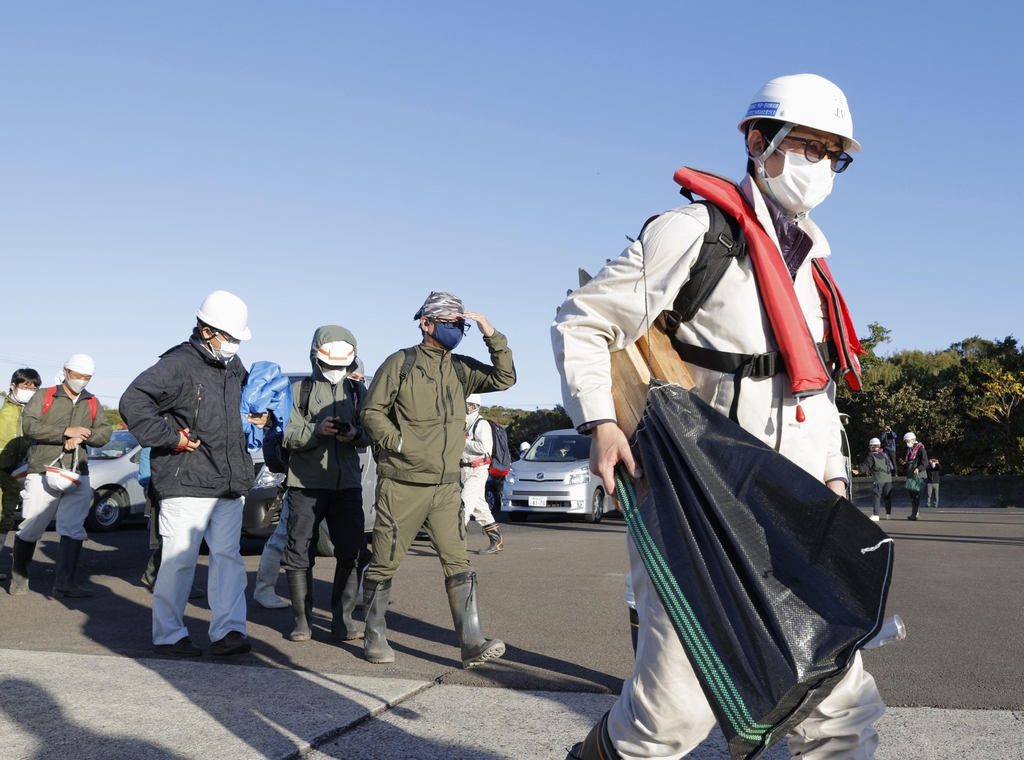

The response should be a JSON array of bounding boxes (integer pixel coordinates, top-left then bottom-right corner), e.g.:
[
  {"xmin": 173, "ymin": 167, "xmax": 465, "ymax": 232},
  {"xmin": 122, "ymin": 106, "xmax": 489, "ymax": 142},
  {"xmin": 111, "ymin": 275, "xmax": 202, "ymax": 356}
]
[
  {"xmin": 66, "ymin": 377, "xmax": 89, "ymax": 394},
  {"xmin": 11, "ymin": 387, "xmax": 36, "ymax": 405},
  {"xmin": 761, "ymin": 149, "xmax": 834, "ymax": 217},
  {"xmin": 321, "ymin": 368, "xmax": 347, "ymax": 385},
  {"xmin": 210, "ymin": 339, "xmax": 240, "ymax": 362}
]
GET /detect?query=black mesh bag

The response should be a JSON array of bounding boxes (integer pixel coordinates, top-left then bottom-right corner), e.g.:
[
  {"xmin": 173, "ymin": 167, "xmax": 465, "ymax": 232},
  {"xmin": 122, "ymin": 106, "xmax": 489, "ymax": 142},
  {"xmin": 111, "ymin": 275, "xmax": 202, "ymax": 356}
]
[{"xmin": 615, "ymin": 382, "xmax": 893, "ymax": 760}]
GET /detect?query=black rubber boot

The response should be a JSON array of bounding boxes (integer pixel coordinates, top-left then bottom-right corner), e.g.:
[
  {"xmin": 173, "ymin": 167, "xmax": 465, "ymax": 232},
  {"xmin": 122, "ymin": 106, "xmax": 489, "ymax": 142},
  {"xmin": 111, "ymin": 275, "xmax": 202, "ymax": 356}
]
[
  {"xmin": 362, "ymin": 579, "xmax": 395, "ymax": 663},
  {"xmin": 141, "ymin": 547, "xmax": 160, "ymax": 590},
  {"xmin": 445, "ymin": 571, "xmax": 505, "ymax": 669},
  {"xmin": 9, "ymin": 537, "xmax": 37, "ymax": 596},
  {"xmin": 478, "ymin": 523, "xmax": 503, "ymax": 554},
  {"xmin": 52, "ymin": 537, "xmax": 93, "ymax": 598},
  {"xmin": 331, "ymin": 564, "xmax": 363, "ymax": 641},
  {"xmin": 286, "ymin": 569, "xmax": 312, "ymax": 641},
  {"xmin": 566, "ymin": 712, "xmax": 622, "ymax": 759}
]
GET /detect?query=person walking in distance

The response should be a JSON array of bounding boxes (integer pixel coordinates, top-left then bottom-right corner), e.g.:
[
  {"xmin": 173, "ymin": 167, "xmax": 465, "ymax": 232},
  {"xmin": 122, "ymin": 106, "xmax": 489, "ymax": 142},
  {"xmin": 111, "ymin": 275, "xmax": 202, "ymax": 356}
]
[
  {"xmin": 360, "ymin": 291, "xmax": 516, "ymax": 667},
  {"xmin": 120, "ymin": 291, "xmax": 266, "ymax": 657},
  {"xmin": 0, "ymin": 368, "xmax": 42, "ymax": 581},
  {"xmin": 925, "ymin": 457, "xmax": 941, "ymax": 508},
  {"xmin": 901, "ymin": 431, "xmax": 928, "ymax": 521},
  {"xmin": 8, "ymin": 357, "xmax": 112, "ymax": 597},
  {"xmin": 461, "ymin": 394, "xmax": 503, "ymax": 554},
  {"xmin": 853, "ymin": 438, "xmax": 895, "ymax": 521}
]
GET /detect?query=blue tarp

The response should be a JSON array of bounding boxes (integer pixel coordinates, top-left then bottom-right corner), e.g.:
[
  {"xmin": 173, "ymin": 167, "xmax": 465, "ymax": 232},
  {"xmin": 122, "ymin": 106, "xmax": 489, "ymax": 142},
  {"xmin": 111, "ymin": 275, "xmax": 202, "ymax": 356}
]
[{"xmin": 240, "ymin": 361, "xmax": 293, "ymax": 453}]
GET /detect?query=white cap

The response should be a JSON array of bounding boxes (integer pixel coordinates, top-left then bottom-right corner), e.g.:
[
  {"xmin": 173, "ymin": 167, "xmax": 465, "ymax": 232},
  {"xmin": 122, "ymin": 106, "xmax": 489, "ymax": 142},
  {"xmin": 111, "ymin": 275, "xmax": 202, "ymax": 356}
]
[
  {"xmin": 904, "ymin": 432, "xmax": 917, "ymax": 442},
  {"xmin": 519, "ymin": 441, "xmax": 530, "ymax": 453},
  {"xmin": 196, "ymin": 291, "xmax": 251, "ymax": 340},
  {"xmin": 64, "ymin": 354, "xmax": 96, "ymax": 376},
  {"xmin": 466, "ymin": 394, "xmax": 482, "ymax": 406},
  {"xmin": 738, "ymin": 73, "xmax": 861, "ymax": 153},
  {"xmin": 869, "ymin": 438, "xmax": 881, "ymax": 447},
  {"xmin": 316, "ymin": 341, "xmax": 356, "ymax": 367}
]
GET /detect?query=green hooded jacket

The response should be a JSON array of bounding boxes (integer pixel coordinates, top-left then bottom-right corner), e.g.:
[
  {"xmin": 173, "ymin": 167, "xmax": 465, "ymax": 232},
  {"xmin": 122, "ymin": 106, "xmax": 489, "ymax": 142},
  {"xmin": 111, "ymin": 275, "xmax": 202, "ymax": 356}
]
[
  {"xmin": 362, "ymin": 330, "xmax": 515, "ymax": 485},
  {"xmin": 21, "ymin": 385, "xmax": 113, "ymax": 475},
  {"xmin": 282, "ymin": 325, "xmax": 370, "ymax": 490},
  {"xmin": 0, "ymin": 394, "xmax": 32, "ymax": 472}
]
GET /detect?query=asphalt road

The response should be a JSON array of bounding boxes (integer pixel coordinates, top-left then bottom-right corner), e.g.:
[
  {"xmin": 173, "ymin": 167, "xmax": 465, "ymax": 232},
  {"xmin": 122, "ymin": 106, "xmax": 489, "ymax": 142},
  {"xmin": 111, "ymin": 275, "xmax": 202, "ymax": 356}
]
[{"xmin": 2, "ymin": 506, "xmax": 1022, "ymax": 710}]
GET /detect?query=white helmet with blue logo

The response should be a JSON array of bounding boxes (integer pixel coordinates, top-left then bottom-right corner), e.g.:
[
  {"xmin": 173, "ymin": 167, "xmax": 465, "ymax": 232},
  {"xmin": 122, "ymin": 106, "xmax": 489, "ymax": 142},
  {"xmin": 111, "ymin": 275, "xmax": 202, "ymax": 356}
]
[{"xmin": 738, "ymin": 74, "xmax": 861, "ymax": 153}]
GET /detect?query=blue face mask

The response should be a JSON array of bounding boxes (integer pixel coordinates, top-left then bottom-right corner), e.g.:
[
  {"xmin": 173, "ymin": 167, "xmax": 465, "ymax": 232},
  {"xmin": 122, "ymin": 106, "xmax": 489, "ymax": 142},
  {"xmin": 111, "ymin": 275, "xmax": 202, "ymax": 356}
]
[{"xmin": 432, "ymin": 321, "xmax": 465, "ymax": 350}]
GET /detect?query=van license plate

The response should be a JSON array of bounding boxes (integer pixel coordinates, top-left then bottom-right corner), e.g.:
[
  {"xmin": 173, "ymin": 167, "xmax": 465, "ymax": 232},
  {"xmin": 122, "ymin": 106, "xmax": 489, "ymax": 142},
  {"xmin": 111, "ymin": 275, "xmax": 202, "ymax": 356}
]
[{"xmin": 528, "ymin": 496, "xmax": 547, "ymax": 507}]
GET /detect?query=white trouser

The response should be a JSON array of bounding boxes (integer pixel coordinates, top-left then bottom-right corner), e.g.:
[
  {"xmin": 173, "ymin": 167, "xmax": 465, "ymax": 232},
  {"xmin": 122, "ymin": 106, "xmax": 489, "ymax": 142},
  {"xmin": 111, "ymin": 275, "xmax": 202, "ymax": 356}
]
[
  {"xmin": 460, "ymin": 466, "xmax": 494, "ymax": 526},
  {"xmin": 608, "ymin": 533, "xmax": 885, "ymax": 760},
  {"xmin": 153, "ymin": 496, "xmax": 248, "ymax": 646},
  {"xmin": 17, "ymin": 473, "xmax": 92, "ymax": 542}
]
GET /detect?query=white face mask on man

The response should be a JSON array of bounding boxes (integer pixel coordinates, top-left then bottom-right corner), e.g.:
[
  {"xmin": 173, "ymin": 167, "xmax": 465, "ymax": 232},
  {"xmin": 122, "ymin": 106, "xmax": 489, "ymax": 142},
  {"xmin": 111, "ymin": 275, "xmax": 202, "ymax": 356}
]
[
  {"xmin": 761, "ymin": 149, "xmax": 835, "ymax": 217},
  {"xmin": 66, "ymin": 376, "xmax": 89, "ymax": 394},
  {"xmin": 11, "ymin": 387, "xmax": 36, "ymax": 405},
  {"xmin": 321, "ymin": 367, "xmax": 347, "ymax": 385}
]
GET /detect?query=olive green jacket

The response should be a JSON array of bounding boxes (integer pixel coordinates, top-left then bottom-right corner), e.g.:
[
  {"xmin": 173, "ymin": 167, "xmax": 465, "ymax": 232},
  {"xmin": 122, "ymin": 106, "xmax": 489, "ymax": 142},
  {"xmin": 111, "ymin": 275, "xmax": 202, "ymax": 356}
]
[
  {"xmin": 362, "ymin": 331, "xmax": 515, "ymax": 485},
  {"xmin": 283, "ymin": 325, "xmax": 370, "ymax": 490},
  {"xmin": 22, "ymin": 386, "xmax": 113, "ymax": 475}
]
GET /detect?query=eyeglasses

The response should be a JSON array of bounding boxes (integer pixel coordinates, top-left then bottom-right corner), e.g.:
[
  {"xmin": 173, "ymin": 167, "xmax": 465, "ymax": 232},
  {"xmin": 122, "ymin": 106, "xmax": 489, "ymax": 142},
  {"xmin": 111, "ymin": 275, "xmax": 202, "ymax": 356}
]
[
  {"xmin": 781, "ymin": 136, "xmax": 854, "ymax": 173},
  {"xmin": 431, "ymin": 317, "xmax": 471, "ymax": 334}
]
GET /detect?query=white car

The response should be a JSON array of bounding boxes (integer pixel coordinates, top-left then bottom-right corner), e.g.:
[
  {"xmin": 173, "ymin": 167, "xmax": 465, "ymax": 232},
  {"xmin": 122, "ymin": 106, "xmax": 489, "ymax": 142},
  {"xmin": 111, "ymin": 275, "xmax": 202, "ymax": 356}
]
[
  {"xmin": 84, "ymin": 430, "xmax": 148, "ymax": 531},
  {"xmin": 501, "ymin": 429, "xmax": 610, "ymax": 523}
]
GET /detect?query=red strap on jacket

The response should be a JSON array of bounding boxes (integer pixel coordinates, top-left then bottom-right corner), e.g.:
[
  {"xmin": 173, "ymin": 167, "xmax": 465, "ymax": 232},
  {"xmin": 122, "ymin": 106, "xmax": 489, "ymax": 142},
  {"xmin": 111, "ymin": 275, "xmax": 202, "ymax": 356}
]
[
  {"xmin": 673, "ymin": 167, "xmax": 864, "ymax": 397},
  {"xmin": 41, "ymin": 386, "xmax": 99, "ymax": 422}
]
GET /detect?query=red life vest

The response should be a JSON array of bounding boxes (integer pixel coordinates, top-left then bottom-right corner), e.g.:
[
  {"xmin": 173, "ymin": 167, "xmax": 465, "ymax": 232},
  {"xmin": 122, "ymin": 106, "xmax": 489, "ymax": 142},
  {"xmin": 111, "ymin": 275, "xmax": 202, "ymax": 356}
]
[{"xmin": 672, "ymin": 167, "xmax": 864, "ymax": 398}]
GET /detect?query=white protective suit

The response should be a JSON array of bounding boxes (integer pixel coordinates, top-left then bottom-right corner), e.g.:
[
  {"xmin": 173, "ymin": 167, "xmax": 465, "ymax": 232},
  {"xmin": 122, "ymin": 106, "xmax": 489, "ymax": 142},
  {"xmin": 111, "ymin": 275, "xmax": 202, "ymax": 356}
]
[
  {"xmin": 461, "ymin": 410, "xmax": 495, "ymax": 527},
  {"xmin": 552, "ymin": 174, "xmax": 884, "ymax": 760}
]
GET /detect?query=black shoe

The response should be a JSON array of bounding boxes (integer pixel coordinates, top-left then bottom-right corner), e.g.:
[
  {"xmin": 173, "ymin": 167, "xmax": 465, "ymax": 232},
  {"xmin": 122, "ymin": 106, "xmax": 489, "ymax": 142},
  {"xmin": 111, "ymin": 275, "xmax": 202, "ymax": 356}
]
[
  {"xmin": 153, "ymin": 636, "xmax": 202, "ymax": 657},
  {"xmin": 211, "ymin": 631, "xmax": 252, "ymax": 656},
  {"xmin": 907, "ymin": 516, "xmax": 918, "ymax": 521}
]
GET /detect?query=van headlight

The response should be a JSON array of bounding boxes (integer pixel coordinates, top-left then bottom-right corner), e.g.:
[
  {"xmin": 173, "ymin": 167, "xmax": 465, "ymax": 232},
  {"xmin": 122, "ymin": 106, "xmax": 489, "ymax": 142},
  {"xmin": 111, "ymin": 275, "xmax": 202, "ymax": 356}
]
[
  {"xmin": 506, "ymin": 473, "xmax": 516, "ymax": 484},
  {"xmin": 565, "ymin": 467, "xmax": 590, "ymax": 485}
]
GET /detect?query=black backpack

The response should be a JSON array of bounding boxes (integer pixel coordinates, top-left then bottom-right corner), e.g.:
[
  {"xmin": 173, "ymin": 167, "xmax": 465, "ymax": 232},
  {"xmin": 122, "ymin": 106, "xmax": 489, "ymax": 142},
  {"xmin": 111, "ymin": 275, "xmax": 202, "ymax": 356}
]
[
  {"xmin": 262, "ymin": 377, "xmax": 361, "ymax": 474},
  {"xmin": 470, "ymin": 417, "xmax": 512, "ymax": 477}
]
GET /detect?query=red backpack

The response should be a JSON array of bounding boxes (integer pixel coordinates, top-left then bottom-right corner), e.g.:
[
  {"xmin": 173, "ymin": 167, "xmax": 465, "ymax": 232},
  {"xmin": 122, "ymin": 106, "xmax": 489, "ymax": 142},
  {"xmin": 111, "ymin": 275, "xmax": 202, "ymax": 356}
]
[{"xmin": 41, "ymin": 386, "xmax": 99, "ymax": 423}]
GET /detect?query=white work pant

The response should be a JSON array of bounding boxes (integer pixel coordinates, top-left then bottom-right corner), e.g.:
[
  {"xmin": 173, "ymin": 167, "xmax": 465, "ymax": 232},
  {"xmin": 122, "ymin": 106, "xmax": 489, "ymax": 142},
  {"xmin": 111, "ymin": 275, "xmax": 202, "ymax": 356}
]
[
  {"xmin": 152, "ymin": 496, "xmax": 247, "ymax": 646},
  {"xmin": 16, "ymin": 473, "xmax": 92, "ymax": 542},
  {"xmin": 460, "ymin": 466, "xmax": 494, "ymax": 527},
  {"xmin": 608, "ymin": 534, "xmax": 885, "ymax": 760}
]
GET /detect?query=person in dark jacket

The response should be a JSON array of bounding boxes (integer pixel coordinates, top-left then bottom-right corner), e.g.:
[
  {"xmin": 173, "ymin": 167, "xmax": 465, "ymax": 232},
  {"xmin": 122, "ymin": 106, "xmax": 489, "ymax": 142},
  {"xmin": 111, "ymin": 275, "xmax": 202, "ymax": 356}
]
[
  {"xmin": 9, "ymin": 356, "xmax": 112, "ymax": 597},
  {"xmin": 280, "ymin": 325, "xmax": 370, "ymax": 643},
  {"xmin": 120, "ymin": 291, "xmax": 265, "ymax": 657},
  {"xmin": 900, "ymin": 431, "xmax": 928, "ymax": 521},
  {"xmin": 853, "ymin": 437, "xmax": 894, "ymax": 521}
]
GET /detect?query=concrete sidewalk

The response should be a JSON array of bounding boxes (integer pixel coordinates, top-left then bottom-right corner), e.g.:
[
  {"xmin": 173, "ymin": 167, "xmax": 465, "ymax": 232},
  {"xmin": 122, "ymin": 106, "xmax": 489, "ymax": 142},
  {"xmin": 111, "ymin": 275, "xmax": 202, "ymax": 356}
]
[{"xmin": 1, "ymin": 649, "xmax": 1021, "ymax": 760}]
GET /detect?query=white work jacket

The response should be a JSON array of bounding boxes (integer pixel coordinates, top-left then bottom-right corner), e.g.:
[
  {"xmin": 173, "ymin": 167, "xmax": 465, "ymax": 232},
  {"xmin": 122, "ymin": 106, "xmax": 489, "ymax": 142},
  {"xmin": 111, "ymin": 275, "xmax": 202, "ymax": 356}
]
[
  {"xmin": 462, "ymin": 411, "xmax": 493, "ymax": 467},
  {"xmin": 551, "ymin": 174, "xmax": 847, "ymax": 483}
]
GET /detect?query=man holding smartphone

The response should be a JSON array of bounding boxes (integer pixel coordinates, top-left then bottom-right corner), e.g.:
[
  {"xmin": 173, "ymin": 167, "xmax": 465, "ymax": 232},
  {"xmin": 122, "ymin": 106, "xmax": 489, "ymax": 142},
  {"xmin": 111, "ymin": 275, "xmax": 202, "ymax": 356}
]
[{"xmin": 279, "ymin": 325, "xmax": 369, "ymax": 642}]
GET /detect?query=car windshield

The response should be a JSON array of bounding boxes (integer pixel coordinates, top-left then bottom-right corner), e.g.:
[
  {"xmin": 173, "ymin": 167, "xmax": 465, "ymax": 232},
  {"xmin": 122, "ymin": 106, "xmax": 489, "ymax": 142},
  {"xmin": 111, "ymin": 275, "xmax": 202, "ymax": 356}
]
[
  {"xmin": 525, "ymin": 434, "xmax": 590, "ymax": 462},
  {"xmin": 88, "ymin": 430, "xmax": 139, "ymax": 459}
]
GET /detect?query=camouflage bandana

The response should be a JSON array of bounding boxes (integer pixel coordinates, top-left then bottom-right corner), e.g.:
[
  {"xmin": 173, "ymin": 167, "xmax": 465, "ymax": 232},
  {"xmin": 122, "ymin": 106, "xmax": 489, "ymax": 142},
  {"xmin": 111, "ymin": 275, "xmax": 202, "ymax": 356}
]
[{"xmin": 413, "ymin": 291, "xmax": 465, "ymax": 321}]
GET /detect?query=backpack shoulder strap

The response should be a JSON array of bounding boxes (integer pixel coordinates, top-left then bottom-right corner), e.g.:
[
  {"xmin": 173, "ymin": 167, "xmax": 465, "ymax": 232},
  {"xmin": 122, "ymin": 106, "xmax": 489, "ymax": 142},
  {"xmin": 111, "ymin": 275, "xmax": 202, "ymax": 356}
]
[
  {"xmin": 41, "ymin": 387, "xmax": 58, "ymax": 415},
  {"xmin": 663, "ymin": 201, "xmax": 746, "ymax": 332},
  {"xmin": 399, "ymin": 347, "xmax": 417, "ymax": 384},
  {"xmin": 449, "ymin": 354, "xmax": 468, "ymax": 391},
  {"xmin": 298, "ymin": 377, "xmax": 314, "ymax": 416},
  {"xmin": 87, "ymin": 397, "xmax": 99, "ymax": 423}
]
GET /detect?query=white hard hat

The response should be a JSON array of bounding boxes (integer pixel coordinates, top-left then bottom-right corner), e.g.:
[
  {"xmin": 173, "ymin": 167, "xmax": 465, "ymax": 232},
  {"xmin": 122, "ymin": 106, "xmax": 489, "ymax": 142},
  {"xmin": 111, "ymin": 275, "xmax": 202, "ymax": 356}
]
[
  {"xmin": 904, "ymin": 432, "xmax": 917, "ymax": 442},
  {"xmin": 869, "ymin": 438, "xmax": 881, "ymax": 447},
  {"xmin": 738, "ymin": 74, "xmax": 861, "ymax": 153},
  {"xmin": 466, "ymin": 393, "xmax": 482, "ymax": 406},
  {"xmin": 519, "ymin": 441, "xmax": 530, "ymax": 453},
  {"xmin": 196, "ymin": 291, "xmax": 251, "ymax": 340},
  {"xmin": 316, "ymin": 341, "xmax": 356, "ymax": 367}
]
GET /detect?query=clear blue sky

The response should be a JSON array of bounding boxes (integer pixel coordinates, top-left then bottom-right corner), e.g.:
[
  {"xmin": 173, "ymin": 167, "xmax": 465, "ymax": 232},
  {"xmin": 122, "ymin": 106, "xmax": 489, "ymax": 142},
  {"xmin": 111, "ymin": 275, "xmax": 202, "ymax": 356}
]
[{"xmin": 2, "ymin": 2, "xmax": 1021, "ymax": 409}]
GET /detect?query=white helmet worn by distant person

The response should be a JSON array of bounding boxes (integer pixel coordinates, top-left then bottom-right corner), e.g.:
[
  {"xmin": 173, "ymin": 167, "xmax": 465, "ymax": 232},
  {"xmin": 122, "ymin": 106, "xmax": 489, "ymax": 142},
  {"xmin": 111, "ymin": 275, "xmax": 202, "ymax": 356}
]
[
  {"xmin": 869, "ymin": 438, "xmax": 881, "ymax": 448},
  {"xmin": 466, "ymin": 394, "xmax": 482, "ymax": 407},
  {"xmin": 196, "ymin": 291, "xmax": 252, "ymax": 340},
  {"xmin": 738, "ymin": 73, "xmax": 861, "ymax": 153},
  {"xmin": 316, "ymin": 341, "xmax": 356, "ymax": 367},
  {"xmin": 519, "ymin": 441, "xmax": 530, "ymax": 454},
  {"xmin": 904, "ymin": 432, "xmax": 917, "ymax": 443}
]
